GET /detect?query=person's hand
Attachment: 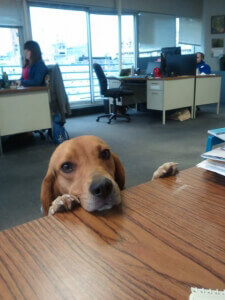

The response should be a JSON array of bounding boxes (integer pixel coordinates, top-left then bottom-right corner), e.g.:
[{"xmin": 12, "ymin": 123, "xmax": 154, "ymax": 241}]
[{"xmin": 16, "ymin": 80, "xmax": 21, "ymax": 87}]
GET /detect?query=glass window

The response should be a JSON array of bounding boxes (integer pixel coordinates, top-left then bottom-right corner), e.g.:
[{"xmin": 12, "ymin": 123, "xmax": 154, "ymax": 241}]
[
  {"xmin": 138, "ymin": 13, "xmax": 176, "ymax": 57},
  {"xmin": 30, "ymin": 7, "xmax": 136, "ymax": 105},
  {"xmin": 176, "ymin": 18, "xmax": 201, "ymax": 54},
  {"xmin": 30, "ymin": 6, "xmax": 91, "ymax": 104},
  {"xmin": 0, "ymin": 27, "xmax": 22, "ymax": 80},
  {"xmin": 90, "ymin": 14, "xmax": 119, "ymax": 100},
  {"xmin": 122, "ymin": 15, "xmax": 135, "ymax": 69}
]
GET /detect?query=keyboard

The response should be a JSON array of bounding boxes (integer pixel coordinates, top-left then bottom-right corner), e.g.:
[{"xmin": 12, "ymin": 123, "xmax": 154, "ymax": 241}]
[{"xmin": 128, "ymin": 75, "xmax": 147, "ymax": 79}]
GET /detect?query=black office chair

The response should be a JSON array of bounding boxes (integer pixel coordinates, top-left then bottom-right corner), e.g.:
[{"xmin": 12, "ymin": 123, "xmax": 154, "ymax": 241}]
[{"xmin": 93, "ymin": 63, "xmax": 134, "ymax": 124}]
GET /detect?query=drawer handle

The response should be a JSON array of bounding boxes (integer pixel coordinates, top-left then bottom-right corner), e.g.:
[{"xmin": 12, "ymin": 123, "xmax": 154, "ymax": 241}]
[{"xmin": 152, "ymin": 92, "xmax": 159, "ymax": 95}]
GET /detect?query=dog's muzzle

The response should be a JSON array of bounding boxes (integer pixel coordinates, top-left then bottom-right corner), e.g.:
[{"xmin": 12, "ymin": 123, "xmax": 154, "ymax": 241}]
[{"xmin": 89, "ymin": 175, "xmax": 115, "ymax": 211}]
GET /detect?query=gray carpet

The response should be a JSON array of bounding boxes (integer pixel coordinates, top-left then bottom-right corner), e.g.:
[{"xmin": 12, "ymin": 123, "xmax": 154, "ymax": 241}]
[{"xmin": 0, "ymin": 104, "xmax": 224, "ymax": 230}]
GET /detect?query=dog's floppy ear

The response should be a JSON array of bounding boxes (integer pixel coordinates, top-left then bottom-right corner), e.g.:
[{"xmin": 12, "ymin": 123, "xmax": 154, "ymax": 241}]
[
  {"xmin": 41, "ymin": 168, "xmax": 56, "ymax": 216},
  {"xmin": 112, "ymin": 153, "xmax": 125, "ymax": 190}
]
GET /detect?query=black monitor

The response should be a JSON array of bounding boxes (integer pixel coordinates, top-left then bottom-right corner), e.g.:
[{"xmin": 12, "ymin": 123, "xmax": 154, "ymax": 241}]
[
  {"xmin": 166, "ymin": 54, "xmax": 197, "ymax": 76},
  {"xmin": 161, "ymin": 47, "xmax": 181, "ymax": 56},
  {"xmin": 137, "ymin": 56, "xmax": 160, "ymax": 73},
  {"xmin": 160, "ymin": 47, "xmax": 181, "ymax": 76}
]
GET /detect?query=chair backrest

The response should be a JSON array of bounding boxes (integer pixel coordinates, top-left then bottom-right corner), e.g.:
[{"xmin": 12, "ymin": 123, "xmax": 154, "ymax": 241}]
[{"xmin": 93, "ymin": 63, "xmax": 108, "ymax": 95}]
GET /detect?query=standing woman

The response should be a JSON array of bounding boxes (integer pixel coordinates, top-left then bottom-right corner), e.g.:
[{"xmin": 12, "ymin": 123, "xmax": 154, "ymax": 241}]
[{"xmin": 19, "ymin": 40, "xmax": 47, "ymax": 87}]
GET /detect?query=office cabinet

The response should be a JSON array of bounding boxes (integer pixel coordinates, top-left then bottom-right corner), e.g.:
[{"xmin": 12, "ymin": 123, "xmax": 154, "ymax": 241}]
[
  {"xmin": 147, "ymin": 77, "xmax": 195, "ymax": 124},
  {"xmin": 195, "ymin": 76, "xmax": 221, "ymax": 117}
]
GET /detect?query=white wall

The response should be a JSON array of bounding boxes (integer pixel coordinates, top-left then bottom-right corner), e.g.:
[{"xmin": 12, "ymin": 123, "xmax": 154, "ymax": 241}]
[{"xmin": 203, "ymin": 0, "xmax": 225, "ymax": 70}]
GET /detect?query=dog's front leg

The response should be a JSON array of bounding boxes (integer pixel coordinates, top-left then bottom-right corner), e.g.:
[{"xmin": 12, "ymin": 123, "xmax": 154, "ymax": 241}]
[
  {"xmin": 48, "ymin": 194, "xmax": 80, "ymax": 216},
  {"xmin": 152, "ymin": 162, "xmax": 178, "ymax": 180}
]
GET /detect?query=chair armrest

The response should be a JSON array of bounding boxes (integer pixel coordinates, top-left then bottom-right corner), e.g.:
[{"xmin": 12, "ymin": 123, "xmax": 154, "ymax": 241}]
[{"xmin": 107, "ymin": 76, "xmax": 121, "ymax": 81}]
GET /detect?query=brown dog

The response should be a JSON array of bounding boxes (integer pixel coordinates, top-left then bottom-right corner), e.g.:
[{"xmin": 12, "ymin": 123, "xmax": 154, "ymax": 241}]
[{"xmin": 41, "ymin": 135, "xmax": 178, "ymax": 216}]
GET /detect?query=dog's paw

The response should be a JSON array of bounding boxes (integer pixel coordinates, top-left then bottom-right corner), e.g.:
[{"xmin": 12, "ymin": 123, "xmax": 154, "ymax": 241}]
[
  {"xmin": 48, "ymin": 194, "xmax": 80, "ymax": 216},
  {"xmin": 152, "ymin": 162, "xmax": 178, "ymax": 180}
]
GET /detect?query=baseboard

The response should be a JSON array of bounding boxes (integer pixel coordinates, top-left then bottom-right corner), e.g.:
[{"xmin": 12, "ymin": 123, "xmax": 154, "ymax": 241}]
[{"xmin": 68, "ymin": 105, "xmax": 105, "ymax": 117}]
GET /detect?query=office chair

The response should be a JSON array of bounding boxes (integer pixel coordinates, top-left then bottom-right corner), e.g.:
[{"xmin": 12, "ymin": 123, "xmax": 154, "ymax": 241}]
[{"xmin": 93, "ymin": 63, "xmax": 133, "ymax": 124}]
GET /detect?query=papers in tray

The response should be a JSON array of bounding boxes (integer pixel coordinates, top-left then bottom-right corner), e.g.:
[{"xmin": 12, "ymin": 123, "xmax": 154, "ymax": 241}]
[
  {"xmin": 197, "ymin": 160, "xmax": 225, "ymax": 176},
  {"xmin": 197, "ymin": 146, "xmax": 225, "ymax": 176},
  {"xmin": 207, "ymin": 128, "xmax": 225, "ymax": 141},
  {"xmin": 201, "ymin": 146, "xmax": 225, "ymax": 162},
  {"xmin": 189, "ymin": 287, "xmax": 225, "ymax": 300}
]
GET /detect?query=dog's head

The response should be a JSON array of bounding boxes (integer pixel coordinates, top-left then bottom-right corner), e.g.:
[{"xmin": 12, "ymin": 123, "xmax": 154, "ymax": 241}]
[{"xmin": 41, "ymin": 135, "xmax": 125, "ymax": 215}]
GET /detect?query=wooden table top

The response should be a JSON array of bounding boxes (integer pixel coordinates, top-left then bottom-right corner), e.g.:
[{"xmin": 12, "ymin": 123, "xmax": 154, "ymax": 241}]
[
  {"xmin": 0, "ymin": 86, "xmax": 48, "ymax": 95},
  {"xmin": 195, "ymin": 75, "xmax": 222, "ymax": 79},
  {"xmin": 0, "ymin": 167, "xmax": 225, "ymax": 299},
  {"xmin": 119, "ymin": 75, "xmax": 221, "ymax": 82}
]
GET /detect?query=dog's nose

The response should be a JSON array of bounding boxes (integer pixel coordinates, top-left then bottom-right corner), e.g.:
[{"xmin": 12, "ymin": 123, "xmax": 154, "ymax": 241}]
[{"xmin": 89, "ymin": 177, "xmax": 113, "ymax": 198}]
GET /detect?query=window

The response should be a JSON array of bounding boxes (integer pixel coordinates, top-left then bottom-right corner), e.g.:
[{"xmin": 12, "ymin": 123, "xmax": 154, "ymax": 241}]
[
  {"xmin": 121, "ymin": 15, "xmax": 135, "ymax": 69},
  {"xmin": 30, "ymin": 6, "xmax": 91, "ymax": 104},
  {"xmin": 176, "ymin": 18, "xmax": 202, "ymax": 54},
  {"xmin": 30, "ymin": 6, "xmax": 136, "ymax": 105},
  {"xmin": 138, "ymin": 13, "xmax": 176, "ymax": 58},
  {"xmin": 0, "ymin": 27, "xmax": 22, "ymax": 80},
  {"xmin": 90, "ymin": 14, "xmax": 119, "ymax": 100}
]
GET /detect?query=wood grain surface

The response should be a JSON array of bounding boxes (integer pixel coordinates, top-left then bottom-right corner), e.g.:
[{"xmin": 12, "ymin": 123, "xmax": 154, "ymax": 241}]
[{"xmin": 0, "ymin": 167, "xmax": 225, "ymax": 300}]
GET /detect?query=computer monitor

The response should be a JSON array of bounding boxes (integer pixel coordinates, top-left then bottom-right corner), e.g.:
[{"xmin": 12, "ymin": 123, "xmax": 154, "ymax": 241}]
[
  {"xmin": 160, "ymin": 47, "xmax": 181, "ymax": 76},
  {"xmin": 137, "ymin": 56, "xmax": 160, "ymax": 73},
  {"xmin": 145, "ymin": 61, "xmax": 161, "ymax": 75},
  {"xmin": 161, "ymin": 47, "xmax": 181, "ymax": 56},
  {"xmin": 166, "ymin": 54, "xmax": 197, "ymax": 76}
]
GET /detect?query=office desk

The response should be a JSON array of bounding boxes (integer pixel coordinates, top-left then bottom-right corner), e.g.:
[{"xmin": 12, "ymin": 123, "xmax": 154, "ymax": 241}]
[
  {"xmin": 0, "ymin": 167, "xmax": 225, "ymax": 299},
  {"xmin": 108, "ymin": 77, "xmax": 147, "ymax": 107},
  {"xmin": 147, "ymin": 76, "xmax": 195, "ymax": 124},
  {"xmin": 0, "ymin": 87, "xmax": 51, "ymax": 154},
  {"xmin": 195, "ymin": 75, "xmax": 221, "ymax": 117}
]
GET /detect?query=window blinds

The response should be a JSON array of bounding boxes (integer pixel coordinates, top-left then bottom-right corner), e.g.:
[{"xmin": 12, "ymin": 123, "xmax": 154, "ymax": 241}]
[
  {"xmin": 0, "ymin": 0, "xmax": 23, "ymax": 26},
  {"xmin": 138, "ymin": 12, "xmax": 176, "ymax": 53},
  {"xmin": 179, "ymin": 18, "xmax": 202, "ymax": 45}
]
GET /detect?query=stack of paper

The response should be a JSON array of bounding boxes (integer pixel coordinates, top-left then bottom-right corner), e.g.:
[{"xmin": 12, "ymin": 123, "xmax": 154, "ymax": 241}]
[
  {"xmin": 197, "ymin": 146, "xmax": 225, "ymax": 176},
  {"xmin": 189, "ymin": 287, "xmax": 225, "ymax": 300}
]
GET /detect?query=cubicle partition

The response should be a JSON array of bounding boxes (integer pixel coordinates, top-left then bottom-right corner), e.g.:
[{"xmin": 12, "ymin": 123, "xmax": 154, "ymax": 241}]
[{"xmin": 0, "ymin": 87, "xmax": 52, "ymax": 155}]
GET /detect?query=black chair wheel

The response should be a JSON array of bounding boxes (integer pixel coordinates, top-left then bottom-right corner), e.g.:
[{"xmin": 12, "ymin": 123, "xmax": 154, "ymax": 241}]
[
  {"xmin": 108, "ymin": 120, "xmax": 111, "ymax": 124},
  {"xmin": 96, "ymin": 118, "xmax": 100, "ymax": 122}
]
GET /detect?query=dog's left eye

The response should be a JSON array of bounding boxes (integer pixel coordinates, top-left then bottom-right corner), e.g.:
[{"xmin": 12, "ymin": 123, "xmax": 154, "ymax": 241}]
[
  {"xmin": 100, "ymin": 149, "xmax": 111, "ymax": 160},
  {"xmin": 60, "ymin": 162, "xmax": 75, "ymax": 173}
]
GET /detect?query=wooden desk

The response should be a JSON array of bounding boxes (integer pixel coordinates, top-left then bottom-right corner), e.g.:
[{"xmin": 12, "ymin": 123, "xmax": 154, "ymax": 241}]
[
  {"xmin": 195, "ymin": 75, "xmax": 221, "ymax": 117},
  {"xmin": 147, "ymin": 76, "xmax": 195, "ymax": 124},
  {"xmin": 0, "ymin": 87, "xmax": 52, "ymax": 154},
  {"xmin": 108, "ymin": 77, "xmax": 147, "ymax": 107},
  {"xmin": 0, "ymin": 167, "xmax": 225, "ymax": 299}
]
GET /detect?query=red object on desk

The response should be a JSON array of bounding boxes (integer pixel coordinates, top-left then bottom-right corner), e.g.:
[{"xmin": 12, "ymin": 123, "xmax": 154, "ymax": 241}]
[{"xmin": 153, "ymin": 67, "xmax": 162, "ymax": 78}]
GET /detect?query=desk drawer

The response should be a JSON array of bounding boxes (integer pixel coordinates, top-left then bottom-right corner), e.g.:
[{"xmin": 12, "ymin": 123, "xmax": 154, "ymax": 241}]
[
  {"xmin": 148, "ymin": 81, "xmax": 164, "ymax": 91},
  {"xmin": 147, "ymin": 91, "xmax": 163, "ymax": 110}
]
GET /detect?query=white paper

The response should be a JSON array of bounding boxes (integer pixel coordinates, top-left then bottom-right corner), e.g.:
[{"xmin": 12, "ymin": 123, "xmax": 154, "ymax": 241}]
[
  {"xmin": 197, "ymin": 160, "xmax": 225, "ymax": 176},
  {"xmin": 201, "ymin": 147, "xmax": 225, "ymax": 160},
  {"xmin": 189, "ymin": 287, "xmax": 225, "ymax": 300}
]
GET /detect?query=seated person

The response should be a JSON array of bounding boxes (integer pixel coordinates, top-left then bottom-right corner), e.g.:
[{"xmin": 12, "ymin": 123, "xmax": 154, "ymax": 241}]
[
  {"xmin": 196, "ymin": 52, "xmax": 211, "ymax": 75},
  {"xmin": 18, "ymin": 40, "xmax": 47, "ymax": 87}
]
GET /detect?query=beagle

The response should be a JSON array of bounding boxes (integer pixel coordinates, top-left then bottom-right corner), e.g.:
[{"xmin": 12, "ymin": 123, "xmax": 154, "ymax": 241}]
[{"xmin": 41, "ymin": 135, "xmax": 178, "ymax": 216}]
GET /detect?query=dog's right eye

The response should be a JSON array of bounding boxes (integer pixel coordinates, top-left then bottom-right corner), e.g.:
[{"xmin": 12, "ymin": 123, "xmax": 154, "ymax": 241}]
[{"xmin": 60, "ymin": 162, "xmax": 75, "ymax": 173}]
